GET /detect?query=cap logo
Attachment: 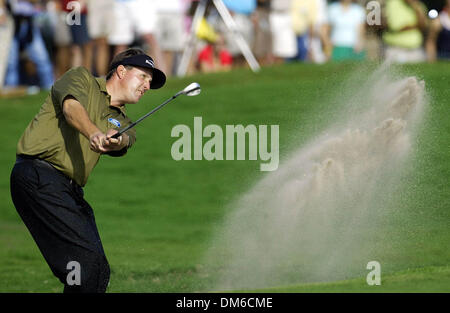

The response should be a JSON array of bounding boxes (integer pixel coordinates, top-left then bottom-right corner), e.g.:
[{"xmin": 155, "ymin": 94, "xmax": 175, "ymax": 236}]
[{"xmin": 146, "ymin": 59, "xmax": 154, "ymax": 67}]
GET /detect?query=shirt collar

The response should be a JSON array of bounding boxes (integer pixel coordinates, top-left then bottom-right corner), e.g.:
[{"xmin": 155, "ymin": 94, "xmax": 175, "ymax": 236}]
[
  {"xmin": 95, "ymin": 77, "xmax": 108, "ymax": 94},
  {"xmin": 95, "ymin": 77, "xmax": 127, "ymax": 115}
]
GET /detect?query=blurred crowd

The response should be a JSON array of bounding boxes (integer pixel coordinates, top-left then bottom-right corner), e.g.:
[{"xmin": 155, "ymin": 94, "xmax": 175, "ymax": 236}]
[{"xmin": 0, "ymin": 0, "xmax": 449, "ymax": 94}]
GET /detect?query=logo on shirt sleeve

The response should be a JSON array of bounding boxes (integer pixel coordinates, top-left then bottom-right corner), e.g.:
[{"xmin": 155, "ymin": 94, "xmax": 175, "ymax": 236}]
[{"xmin": 108, "ymin": 118, "xmax": 121, "ymax": 128}]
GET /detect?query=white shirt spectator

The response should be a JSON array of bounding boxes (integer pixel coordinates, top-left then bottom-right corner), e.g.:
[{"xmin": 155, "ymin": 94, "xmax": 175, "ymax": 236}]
[{"xmin": 327, "ymin": 2, "xmax": 365, "ymax": 48}]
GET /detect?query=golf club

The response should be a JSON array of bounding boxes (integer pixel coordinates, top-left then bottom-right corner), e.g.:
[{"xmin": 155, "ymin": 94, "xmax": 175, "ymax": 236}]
[{"xmin": 111, "ymin": 82, "xmax": 201, "ymax": 139}]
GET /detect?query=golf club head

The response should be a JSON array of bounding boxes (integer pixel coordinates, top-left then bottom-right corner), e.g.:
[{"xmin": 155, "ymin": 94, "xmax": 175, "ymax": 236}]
[{"xmin": 183, "ymin": 82, "xmax": 201, "ymax": 96}]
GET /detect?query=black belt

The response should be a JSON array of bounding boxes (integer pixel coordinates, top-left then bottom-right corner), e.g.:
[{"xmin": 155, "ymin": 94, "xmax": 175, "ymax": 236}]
[{"xmin": 16, "ymin": 155, "xmax": 81, "ymax": 189}]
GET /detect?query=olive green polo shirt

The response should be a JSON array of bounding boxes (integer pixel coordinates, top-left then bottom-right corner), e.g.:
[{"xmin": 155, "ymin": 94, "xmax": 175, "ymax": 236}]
[{"xmin": 17, "ymin": 67, "xmax": 137, "ymax": 187}]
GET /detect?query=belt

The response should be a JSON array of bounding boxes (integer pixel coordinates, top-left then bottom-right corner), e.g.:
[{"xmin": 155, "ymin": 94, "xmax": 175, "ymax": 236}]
[{"xmin": 16, "ymin": 155, "xmax": 81, "ymax": 189}]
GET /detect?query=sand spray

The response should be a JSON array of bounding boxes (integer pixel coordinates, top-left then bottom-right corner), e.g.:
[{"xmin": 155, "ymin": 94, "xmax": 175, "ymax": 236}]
[{"xmin": 202, "ymin": 64, "xmax": 427, "ymax": 291}]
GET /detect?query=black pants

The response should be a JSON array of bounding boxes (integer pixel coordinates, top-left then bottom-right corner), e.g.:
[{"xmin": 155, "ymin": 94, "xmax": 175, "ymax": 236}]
[{"xmin": 10, "ymin": 156, "xmax": 110, "ymax": 293}]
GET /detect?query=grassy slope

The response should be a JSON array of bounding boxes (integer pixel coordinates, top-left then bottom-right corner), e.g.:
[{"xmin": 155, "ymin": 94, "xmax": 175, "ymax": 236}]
[{"xmin": 0, "ymin": 62, "xmax": 448, "ymax": 292}]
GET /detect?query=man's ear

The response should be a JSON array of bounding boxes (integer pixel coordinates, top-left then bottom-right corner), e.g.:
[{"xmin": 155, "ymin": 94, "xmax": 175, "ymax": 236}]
[{"xmin": 116, "ymin": 65, "xmax": 127, "ymax": 79}]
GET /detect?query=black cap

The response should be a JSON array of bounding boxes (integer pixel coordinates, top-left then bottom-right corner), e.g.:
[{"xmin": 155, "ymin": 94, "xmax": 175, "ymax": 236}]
[{"xmin": 109, "ymin": 54, "xmax": 166, "ymax": 89}]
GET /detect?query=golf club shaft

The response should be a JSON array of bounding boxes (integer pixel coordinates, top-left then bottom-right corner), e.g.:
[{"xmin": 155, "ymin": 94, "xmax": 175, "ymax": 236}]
[{"xmin": 111, "ymin": 95, "xmax": 178, "ymax": 139}]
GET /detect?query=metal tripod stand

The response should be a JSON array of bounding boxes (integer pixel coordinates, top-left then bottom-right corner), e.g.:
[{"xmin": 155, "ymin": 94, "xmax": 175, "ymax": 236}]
[{"xmin": 176, "ymin": 0, "xmax": 260, "ymax": 76}]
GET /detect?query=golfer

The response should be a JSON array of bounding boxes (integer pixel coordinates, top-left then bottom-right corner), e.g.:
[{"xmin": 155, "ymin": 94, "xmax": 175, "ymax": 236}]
[{"xmin": 10, "ymin": 48, "xmax": 166, "ymax": 292}]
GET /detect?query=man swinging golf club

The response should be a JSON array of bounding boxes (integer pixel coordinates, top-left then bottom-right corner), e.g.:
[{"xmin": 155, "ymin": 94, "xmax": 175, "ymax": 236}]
[{"xmin": 10, "ymin": 48, "xmax": 166, "ymax": 293}]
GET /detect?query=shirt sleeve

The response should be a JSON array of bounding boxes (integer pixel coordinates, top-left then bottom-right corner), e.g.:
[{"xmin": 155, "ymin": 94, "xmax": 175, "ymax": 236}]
[{"xmin": 52, "ymin": 67, "xmax": 91, "ymax": 109}]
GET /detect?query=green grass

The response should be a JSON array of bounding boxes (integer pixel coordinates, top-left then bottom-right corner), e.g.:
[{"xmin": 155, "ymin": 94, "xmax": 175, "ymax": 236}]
[
  {"xmin": 0, "ymin": 62, "xmax": 449, "ymax": 292},
  {"xmin": 242, "ymin": 266, "xmax": 450, "ymax": 293}
]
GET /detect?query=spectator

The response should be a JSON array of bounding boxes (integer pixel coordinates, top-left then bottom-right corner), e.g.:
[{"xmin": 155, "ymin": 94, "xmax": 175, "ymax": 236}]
[
  {"xmin": 0, "ymin": 0, "xmax": 14, "ymax": 88},
  {"xmin": 290, "ymin": 0, "xmax": 318, "ymax": 62},
  {"xmin": 426, "ymin": 0, "xmax": 450, "ymax": 61},
  {"xmin": 382, "ymin": 0, "xmax": 428, "ymax": 63},
  {"xmin": 197, "ymin": 34, "xmax": 233, "ymax": 73},
  {"xmin": 326, "ymin": 0, "xmax": 366, "ymax": 62},
  {"xmin": 62, "ymin": 0, "xmax": 92, "ymax": 71},
  {"xmin": 46, "ymin": 0, "xmax": 71, "ymax": 79},
  {"xmin": 251, "ymin": 0, "xmax": 274, "ymax": 66},
  {"xmin": 270, "ymin": 0, "xmax": 297, "ymax": 63},
  {"xmin": 4, "ymin": 0, "xmax": 54, "ymax": 90},
  {"xmin": 156, "ymin": 0, "xmax": 186, "ymax": 76},
  {"xmin": 108, "ymin": 0, "xmax": 168, "ymax": 74},
  {"xmin": 87, "ymin": 0, "xmax": 114, "ymax": 77},
  {"xmin": 309, "ymin": 0, "xmax": 329, "ymax": 64},
  {"xmin": 196, "ymin": 14, "xmax": 233, "ymax": 73}
]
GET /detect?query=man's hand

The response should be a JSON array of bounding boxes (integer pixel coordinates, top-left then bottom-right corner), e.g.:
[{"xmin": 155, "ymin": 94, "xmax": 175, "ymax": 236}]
[
  {"xmin": 89, "ymin": 130, "xmax": 129, "ymax": 153},
  {"xmin": 104, "ymin": 129, "xmax": 129, "ymax": 152},
  {"xmin": 89, "ymin": 131, "xmax": 108, "ymax": 153}
]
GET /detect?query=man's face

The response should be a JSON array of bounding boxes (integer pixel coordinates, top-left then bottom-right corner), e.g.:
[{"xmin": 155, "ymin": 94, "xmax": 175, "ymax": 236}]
[{"xmin": 121, "ymin": 66, "xmax": 153, "ymax": 104}]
